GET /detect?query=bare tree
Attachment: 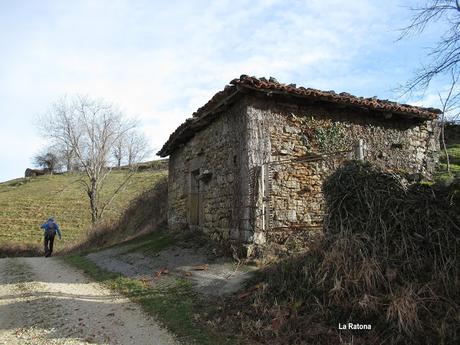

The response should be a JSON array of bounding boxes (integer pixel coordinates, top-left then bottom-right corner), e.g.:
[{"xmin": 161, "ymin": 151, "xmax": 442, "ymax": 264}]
[
  {"xmin": 111, "ymin": 127, "xmax": 151, "ymax": 168},
  {"xmin": 112, "ymin": 128, "xmax": 151, "ymax": 168},
  {"xmin": 399, "ymin": 0, "xmax": 460, "ymax": 122},
  {"xmin": 400, "ymin": 1, "xmax": 460, "ymax": 177},
  {"xmin": 113, "ymin": 135, "xmax": 126, "ymax": 168},
  {"xmin": 38, "ymin": 95, "xmax": 143, "ymax": 224},
  {"xmin": 33, "ymin": 150, "xmax": 60, "ymax": 173},
  {"xmin": 438, "ymin": 71, "xmax": 458, "ymax": 173},
  {"xmin": 41, "ymin": 143, "xmax": 78, "ymax": 172},
  {"xmin": 59, "ymin": 143, "xmax": 77, "ymax": 172},
  {"xmin": 126, "ymin": 130, "xmax": 151, "ymax": 167}
]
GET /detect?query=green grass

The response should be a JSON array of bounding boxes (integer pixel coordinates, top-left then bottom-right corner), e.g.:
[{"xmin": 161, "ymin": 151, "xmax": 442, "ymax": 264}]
[
  {"xmin": 121, "ymin": 231, "xmax": 176, "ymax": 255},
  {"xmin": 76, "ymin": 230, "xmax": 176, "ymax": 256},
  {"xmin": 436, "ymin": 143, "xmax": 460, "ymax": 182},
  {"xmin": 63, "ymin": 253, "xmax": 232, "ymax": 345},
  {"xmin": 440, "ymin": 143, "xmax": 460, "ymax": 165},
  {"xmin": 0, "ymin": 169, "xmax": 167, "ymax": 246}
]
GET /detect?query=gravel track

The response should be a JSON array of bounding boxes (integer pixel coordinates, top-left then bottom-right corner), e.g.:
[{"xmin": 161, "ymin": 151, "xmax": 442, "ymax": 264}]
[{"xmin": 0, "ymin": 257, "xmax": 179, "ymax": 345}]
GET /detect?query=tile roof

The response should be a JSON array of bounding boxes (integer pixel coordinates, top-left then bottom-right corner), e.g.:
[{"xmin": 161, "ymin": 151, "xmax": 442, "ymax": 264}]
[{"xmin": 157, "ymin": 75, "xmax": 441, "ymax": 157}]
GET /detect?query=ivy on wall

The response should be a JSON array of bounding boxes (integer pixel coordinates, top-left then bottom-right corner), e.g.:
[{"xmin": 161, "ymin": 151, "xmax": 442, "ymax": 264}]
[{"xmin": 291, "ymin": 115, "xmax": 349, "ymax": 153}]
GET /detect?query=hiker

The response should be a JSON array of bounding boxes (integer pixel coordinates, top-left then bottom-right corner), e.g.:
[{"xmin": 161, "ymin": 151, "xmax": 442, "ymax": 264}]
[{"xmin": 40, "ymin": 217, "xmax": 62, "ymax": 257}]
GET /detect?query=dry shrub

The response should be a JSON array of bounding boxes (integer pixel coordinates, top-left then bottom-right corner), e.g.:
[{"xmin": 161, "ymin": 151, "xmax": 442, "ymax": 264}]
[
  {"xmin": 357, "ymin": 294, "xmax": 381, "ymax": 315},
  {"xmin": 386, "ymin": 286, "xmax": 421, "ymax": 335},
  {"xmin": 318, "ymin": 161, "xmax": 459, "ymax": 342},
  {"xmin": 218, "ymin": 161, "xmax": 459, "ymax": 345}
]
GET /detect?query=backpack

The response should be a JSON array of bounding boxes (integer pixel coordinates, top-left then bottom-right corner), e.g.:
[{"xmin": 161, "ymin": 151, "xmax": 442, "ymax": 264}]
[{"xmin": 45, "ymin": 222, "xmax": 56, "ymax": 236}]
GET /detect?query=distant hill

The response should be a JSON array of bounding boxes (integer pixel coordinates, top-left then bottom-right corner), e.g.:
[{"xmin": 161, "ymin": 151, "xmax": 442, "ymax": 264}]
[{"xmin": 0, "ymin": 164, "xmax": 167, "ymax": 246}]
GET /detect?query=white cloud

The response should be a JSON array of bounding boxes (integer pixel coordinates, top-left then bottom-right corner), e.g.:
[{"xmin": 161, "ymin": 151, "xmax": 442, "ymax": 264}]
[{"xmin": 0, "ymin": 0, "xmax": 446, "ymax": 181}]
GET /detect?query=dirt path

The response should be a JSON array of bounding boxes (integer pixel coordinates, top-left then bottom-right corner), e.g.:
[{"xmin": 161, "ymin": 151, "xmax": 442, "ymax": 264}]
[
  {"xmin": 87, "ymin": 244, "xmax": 256, "ymax": 297},
  {"xmin": 0, "ymin": 257, "xmax": 179, "ymax": 345}
]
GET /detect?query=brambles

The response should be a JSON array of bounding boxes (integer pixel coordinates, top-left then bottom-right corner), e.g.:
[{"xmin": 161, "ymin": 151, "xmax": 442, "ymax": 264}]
[{"xmin": 218, "ymin": 161, "xmax": 459, "ymax": 344}]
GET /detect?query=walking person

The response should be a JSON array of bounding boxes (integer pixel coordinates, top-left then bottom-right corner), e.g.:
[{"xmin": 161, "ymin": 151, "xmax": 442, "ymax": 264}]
[{"xmin": 40, "ymin": 217, "xmax": 62, "ymax": 257}]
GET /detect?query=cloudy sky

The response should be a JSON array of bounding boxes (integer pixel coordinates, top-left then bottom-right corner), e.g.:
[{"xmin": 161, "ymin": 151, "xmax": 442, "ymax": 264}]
[{"xmin": 0, "ymin": 0, "xmax": 449, "ymax": 182}]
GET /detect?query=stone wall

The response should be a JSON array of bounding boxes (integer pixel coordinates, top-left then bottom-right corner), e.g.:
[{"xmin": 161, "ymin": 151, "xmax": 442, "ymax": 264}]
[
  {"xmin": 167, "ymin": 99, "xmax": 251, "ymax": 243},
  {"xmin": 24, "ymin": 168, "xmax": 50, "ymax": 178},
  {"xmin": 246, "ymin": 96, "xmax": 439, "ymax": 252},
  {"xmin": 167, "ymin": 94, "xmax": 439, "ymax": 256}
]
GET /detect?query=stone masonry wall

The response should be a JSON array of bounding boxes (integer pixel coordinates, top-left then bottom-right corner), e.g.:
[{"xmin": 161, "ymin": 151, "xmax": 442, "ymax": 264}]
[
  {"xmin": 246, "ymin": 96, "xmax": 439, "ymax": 251},
  {"xmin": 167, "ymin": 94, "xmax": 439, "ymax": 256},
  {"xmin": 167, "ymin": 99, "xmax": 251, "ymax": 243}
]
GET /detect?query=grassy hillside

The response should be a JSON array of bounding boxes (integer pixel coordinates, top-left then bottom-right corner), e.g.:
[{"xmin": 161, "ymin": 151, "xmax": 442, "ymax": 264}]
[{"xmin": 0, "ymin": 169, "xmax": 167, "ymax": 246}]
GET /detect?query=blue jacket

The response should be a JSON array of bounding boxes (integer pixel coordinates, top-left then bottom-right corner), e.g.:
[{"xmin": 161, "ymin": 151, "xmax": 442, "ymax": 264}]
[{"xmin": 40, "ymin": 222, "xmax": 62, "ymax": 239}]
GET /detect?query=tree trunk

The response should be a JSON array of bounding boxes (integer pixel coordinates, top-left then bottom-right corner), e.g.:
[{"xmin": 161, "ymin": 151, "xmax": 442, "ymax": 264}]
[{"xmin": 87, "ymin": 180, "xmax": 99, "ymax": 224}]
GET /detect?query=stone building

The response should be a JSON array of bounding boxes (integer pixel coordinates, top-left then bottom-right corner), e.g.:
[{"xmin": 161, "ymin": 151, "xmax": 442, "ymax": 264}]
[{"xmin": 158, "ymin": 75, "xmax": 440, "ymax": 255}]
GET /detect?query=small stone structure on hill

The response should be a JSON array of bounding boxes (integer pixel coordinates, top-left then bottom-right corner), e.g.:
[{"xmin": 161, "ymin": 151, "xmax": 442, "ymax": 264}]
[
  {"xmin": 158, "ymin": 75, "xmax": 441, "ymax": 256},
  {"xmin": 24, "ymin": 168, "xmax": 50, "ymax": 178}
]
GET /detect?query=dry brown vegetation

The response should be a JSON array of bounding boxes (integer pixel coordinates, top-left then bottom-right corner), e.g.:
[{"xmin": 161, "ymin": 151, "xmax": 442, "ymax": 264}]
[
  {"xmin": 0, "ymin": 242, "xmax": 43, "ymax": 258},
  {"xmin": 63, "ymin": 174, "xmax": 168, "ymax": 254},
  {"xmin": 218, "ymin": 161, "xmax": 459, "ymax": 345}
]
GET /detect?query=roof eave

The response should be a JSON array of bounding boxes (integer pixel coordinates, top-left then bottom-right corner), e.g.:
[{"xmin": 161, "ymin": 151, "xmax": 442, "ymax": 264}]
[
  {"xmin": 157, "ymin": 89, "xmax": 242, "ymax": 157},
  {"xmin": 237, "ymin": 84, "xmax": 440, "ymax": 120},
  {"xmin": 157, "ymin": 76, "xmax": 441, "ymax": 157}
]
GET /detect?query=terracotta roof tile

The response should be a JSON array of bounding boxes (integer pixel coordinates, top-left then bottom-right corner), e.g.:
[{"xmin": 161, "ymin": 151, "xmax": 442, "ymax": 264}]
[
  {"xmin": 231, "ymin": 75, "xmax": 441, "ymax": 118},
  {"xmin": 158, "ymin": 75, "xmax": 441, "ymax": 157}
]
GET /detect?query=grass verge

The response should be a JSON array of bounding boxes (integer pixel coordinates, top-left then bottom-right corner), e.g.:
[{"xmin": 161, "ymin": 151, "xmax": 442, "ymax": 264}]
[
  {"xmin": 0, "ymin": 242, "xmax": 43, "ymax": 258},
  {"xmin": 120, "ymin": 231, "xmax": 176, "ymax": 255},
  {"xmin": 63, "ymin": 254, "xmax": 233, "ymax": 345}
]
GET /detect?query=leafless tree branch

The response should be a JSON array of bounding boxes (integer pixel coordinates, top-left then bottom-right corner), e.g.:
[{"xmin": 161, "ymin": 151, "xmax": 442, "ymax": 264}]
[
  {"xmin": 438, "ymin": 71, "xmax": 458, "ymax": 173},
  {"xmin": 399, "ymin": 0, "xmax": 460, "ymax": 120},
  {"xmin": 37, "ymin": 95, "xmax": 150, "ymax": 224}
]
